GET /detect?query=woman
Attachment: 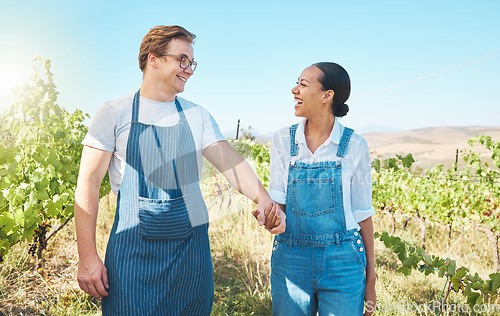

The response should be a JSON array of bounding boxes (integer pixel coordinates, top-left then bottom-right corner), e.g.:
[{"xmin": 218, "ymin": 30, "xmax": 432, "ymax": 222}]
[{"xmin": 268, "ymin": 62, "xmax": 376, "ymax": 315}]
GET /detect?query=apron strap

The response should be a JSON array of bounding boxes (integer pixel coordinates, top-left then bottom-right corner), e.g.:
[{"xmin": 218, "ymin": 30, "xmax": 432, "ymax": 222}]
[
  {"xmin": 172, "ymin": 98, "xmax": 187, "ymax": 191},
  {"xmin": 336, "ymin": 126, "xmax": 354, "ymax": 158},
  {"xmin": 131, "ymin": 90, "xmax": 140, "ymax": 123},
  {"xmin": 289, "ymin": 124, "xmax": 299, "ymax": 157},
  {"xmin": 174, "ymin": 97, "xmax": 187, "ymax": 121}
]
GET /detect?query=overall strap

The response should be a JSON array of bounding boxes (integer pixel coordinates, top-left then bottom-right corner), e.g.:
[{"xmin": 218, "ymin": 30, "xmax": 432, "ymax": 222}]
[
  {"xmin": 289, "ymin": 124, "xmax": 299, "ymax": 157},
  {"xmin": 336, "ymin": 127, "xmax": 354, "ymax": 158}
]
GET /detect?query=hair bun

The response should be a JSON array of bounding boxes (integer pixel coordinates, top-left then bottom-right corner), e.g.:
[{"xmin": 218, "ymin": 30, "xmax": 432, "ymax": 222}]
[{"xmin": 334, "ymin": 103, "xmax": 349, "ymax": 117}]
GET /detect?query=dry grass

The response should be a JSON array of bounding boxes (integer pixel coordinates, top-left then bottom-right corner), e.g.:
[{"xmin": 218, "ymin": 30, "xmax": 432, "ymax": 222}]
[
  {"xmin": 0, "ymin": 194, "xmax": 116, "ymax": 315},
  {"xmin": 208, "ymin": 193, "xmax": 274, "ymax": 315}
]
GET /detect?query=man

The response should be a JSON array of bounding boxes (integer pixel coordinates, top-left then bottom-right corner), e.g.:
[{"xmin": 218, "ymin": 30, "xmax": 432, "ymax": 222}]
[{"xmin": 75, "ymin": 25, "xmax": 284, "ymax": 315}]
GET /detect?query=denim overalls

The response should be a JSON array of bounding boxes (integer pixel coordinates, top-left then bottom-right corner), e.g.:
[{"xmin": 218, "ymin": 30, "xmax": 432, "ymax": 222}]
[
  {"xmin": 102, "ymin": 91, "xmax": 213, "ymax": 315},
  {"xmin": 271, "ymin": 124, "xmax": 366, "ymax": 315}
]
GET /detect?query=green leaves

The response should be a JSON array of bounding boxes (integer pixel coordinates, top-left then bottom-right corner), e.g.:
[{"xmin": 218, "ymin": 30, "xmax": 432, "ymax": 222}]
[
  {"xmin": 396, "ymin": 153, "xmax": 415, "ymax": 168},
  {"xmin": 371, "ymin": 159, "xmax": 381, "ymax": 173},
  {"xmin": 448, "ymin": 261, "xmax": 457, "ymax": 276},
  {"xmin": 422, "ymin": 253, "xmax": 432, "ymax": 265},
  {"xmin": 373, "ymin": 153, "xmax": 415, "ymax": 174},
  {"xmin": 372, "ymin": 135, "xmax": 500, "ymax": 238},
  {"xmin": 0, "ymin": 57, "xmax": 110, "ymax": 261},
  {"xmin": 376, "ymin": 232, "xmax": 499, "ymax": 310},
  {"xmin": 226, "ymin": 139, "xmax": 271, "ymax": 190}
]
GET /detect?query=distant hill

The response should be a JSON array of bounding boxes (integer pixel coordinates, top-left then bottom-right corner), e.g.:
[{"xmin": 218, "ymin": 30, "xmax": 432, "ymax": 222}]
[
  {"xmin": 223, "ymin": 125, "xmax": 500, "ymax": 171},
  {"xmin": 361, "ymin": 126, "xmax": 500, "ymax": 170},
  {"xmin": 223, "ymin": 129, "xmax": 272, "ymax": 144},
  {"xmin": 356, "ymin": 125, "xmax": 403, "ymax": 134}
]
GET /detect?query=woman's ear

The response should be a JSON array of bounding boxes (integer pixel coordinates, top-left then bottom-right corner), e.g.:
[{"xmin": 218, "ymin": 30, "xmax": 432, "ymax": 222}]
[{"xmin": 323, "ymin": 90, "xmax": 334, "ymax": 103}]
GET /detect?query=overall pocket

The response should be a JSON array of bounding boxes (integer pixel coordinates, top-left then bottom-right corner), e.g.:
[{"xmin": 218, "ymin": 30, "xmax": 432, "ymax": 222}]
[
  {"xmin": 291, "ymin": 178, "xmax": 335, "ymax": 217},
  {"xmin": 138, "ymin": 195, "xmax": 193, "ymax": 240}
]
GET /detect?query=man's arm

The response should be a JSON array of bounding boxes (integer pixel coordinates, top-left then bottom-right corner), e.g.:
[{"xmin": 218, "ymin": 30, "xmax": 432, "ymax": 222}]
[
  {"xmin": 202, "ymin": 141, "xmax": 285, "ymax": 234},
  {"xmin": 74, "ymin": 145, "xmax": 113, "ymax": 298}
]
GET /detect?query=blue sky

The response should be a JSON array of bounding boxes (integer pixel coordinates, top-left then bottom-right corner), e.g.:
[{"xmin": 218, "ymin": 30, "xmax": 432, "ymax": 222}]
[{"xmin": 0, "ymin": 0, "xmax": 499, "ymax": 136}]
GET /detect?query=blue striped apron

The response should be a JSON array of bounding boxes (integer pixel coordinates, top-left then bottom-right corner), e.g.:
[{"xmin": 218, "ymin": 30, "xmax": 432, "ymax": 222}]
[{"xmin": 102, "ymin": 91, "xmax": 213, "ymax": 315}]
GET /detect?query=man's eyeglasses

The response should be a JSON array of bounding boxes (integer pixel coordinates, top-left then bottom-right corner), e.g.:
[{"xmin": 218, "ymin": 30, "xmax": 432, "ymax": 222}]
[{"xmin": 162, "ymin": 54, "xmax": 197, "ymax": 72}]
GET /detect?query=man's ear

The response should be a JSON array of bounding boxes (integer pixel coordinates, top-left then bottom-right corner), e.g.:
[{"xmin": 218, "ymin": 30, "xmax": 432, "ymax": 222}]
[{"xmin": 148, "ymin": 52, "xmax": 159, "ymax": 69}]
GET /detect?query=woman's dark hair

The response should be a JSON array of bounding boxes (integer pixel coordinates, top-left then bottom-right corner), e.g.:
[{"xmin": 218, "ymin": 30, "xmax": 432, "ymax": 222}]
[{"xmin": 313, "ymin": 62, "xmax": 350, "ymax": 117}]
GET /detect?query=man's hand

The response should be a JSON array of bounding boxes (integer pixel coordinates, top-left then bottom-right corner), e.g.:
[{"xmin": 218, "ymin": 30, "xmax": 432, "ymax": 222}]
[
  {"xmin": 252, "ymin": 201, "xmax": 286, "ymax": 234},
  {"xmin": 77, "ymin": 255, "xmax": 109, "ymax": 299}
]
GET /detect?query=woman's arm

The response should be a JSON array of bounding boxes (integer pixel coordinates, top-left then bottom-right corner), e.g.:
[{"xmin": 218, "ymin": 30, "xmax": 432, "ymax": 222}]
[
  {"xmin": 202, "ymin": 140, "xmax": 285, "ymax": 233},
  {"xmin": 359, "ymin": 217, "xmax": 376, "ymax": 315}
]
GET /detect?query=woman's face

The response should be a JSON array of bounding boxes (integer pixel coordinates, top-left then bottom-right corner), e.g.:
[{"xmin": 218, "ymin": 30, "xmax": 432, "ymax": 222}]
[{"xmin": 291, "ymin": 66, "xmax": 329, "ymax": 118}]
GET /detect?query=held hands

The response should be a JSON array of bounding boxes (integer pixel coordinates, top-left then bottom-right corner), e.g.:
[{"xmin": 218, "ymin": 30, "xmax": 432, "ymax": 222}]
[{"xmin": 252, "ymin": 201, "xmax": 286, "ymax": 234}]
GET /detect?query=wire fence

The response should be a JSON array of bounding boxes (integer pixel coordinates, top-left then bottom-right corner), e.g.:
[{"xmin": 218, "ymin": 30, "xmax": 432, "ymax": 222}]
[{"xmin": 375, "ymin": 172, "xmax": 500, "ymax": 184}]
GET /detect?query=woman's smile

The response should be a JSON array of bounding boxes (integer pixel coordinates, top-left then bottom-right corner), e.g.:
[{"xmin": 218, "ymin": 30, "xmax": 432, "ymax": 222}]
[{"xmin": 294, "ymin": 97, "xmax": 303, "ymax": 109}]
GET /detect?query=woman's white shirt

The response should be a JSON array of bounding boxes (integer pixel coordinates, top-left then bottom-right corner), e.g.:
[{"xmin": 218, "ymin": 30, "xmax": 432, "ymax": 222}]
[{"xmin": 269, "ymin": 117, "xmax": 375, "ymax": 231}]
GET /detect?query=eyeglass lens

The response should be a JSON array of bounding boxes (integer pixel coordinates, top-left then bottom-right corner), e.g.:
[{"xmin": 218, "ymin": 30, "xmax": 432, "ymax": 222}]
[{"xmin": 180, "ymin": 57, "xmax": 197, "ymax": 71}]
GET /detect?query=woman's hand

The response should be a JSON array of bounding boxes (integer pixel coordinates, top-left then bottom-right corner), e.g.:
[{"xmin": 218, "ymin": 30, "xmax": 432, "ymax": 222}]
[
  {"xmin": 359, "ymin": 217, "xmax": 376, "ymax": 315},
  {"xmin": 253, "ymin": 202, "xmax": 286, "ymax": 234},
  {"xmin": 364, "ymin": 272, "xmax": 377, "ymax": 315}
]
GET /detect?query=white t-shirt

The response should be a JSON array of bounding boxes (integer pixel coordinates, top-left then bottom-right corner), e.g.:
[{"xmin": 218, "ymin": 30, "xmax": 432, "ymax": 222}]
[
  {"xmin": 269, "ymin": 117, "xmax": 375, "ymax": 231},
  {"xmin": 82, "ymin": 93, "xmax": 225, "ymax": 194}
]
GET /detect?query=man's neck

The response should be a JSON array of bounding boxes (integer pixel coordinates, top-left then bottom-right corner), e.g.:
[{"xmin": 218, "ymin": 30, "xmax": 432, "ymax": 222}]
[{"xmin": 140, "ymin": 77, "xmax": 176, "ymax": 102}]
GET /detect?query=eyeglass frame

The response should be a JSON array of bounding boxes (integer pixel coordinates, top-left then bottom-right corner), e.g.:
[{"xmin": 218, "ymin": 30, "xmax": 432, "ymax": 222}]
[{"xmin": 162, "ymin": 54, "xmax": 197, "ymax": 71}]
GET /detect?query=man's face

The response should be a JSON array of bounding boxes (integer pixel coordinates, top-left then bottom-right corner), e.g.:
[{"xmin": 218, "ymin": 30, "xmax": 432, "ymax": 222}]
[{"xmin": 157, "ymin": 38, "xmax": 194, "ymax": 95}]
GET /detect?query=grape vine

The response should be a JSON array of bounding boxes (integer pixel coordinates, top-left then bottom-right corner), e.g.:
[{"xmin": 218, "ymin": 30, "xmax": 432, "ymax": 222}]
[
  {"xmin": 371, "ymin": 140, "xmax": 500, "ymax": 310},
  {"xmin": 27, "ymin": 219, "xmax": 51, "ymax": 258},
  {"xmin": 376, "ymin": 231, "xmax": 500, "ymax": 311},
  {"xmin": 372, "ymin": 140, "xmax": 500, "ymax": 271},
  {"xmin": 0, "ymin": 57, "xmax": 110, "ymax": 263}
]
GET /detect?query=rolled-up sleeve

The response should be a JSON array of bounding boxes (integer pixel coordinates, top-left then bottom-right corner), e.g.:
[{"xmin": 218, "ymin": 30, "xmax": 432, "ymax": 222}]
[
  {"xmin": 269, "ymin": 130, "xmax": 287, "ymax": 204},
  {"xmin": 351, "ymin": 138, "xmax": 376, "ymax": 222}
]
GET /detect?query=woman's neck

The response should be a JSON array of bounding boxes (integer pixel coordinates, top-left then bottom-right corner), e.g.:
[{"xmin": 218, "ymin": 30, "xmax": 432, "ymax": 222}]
[
  {"xmin": 305, "ymin": 115, "xmax": 335, "ymax": 140},
  {"xmin": 303, "ymin": 115, "xmax": 335, "ymax": 154}
]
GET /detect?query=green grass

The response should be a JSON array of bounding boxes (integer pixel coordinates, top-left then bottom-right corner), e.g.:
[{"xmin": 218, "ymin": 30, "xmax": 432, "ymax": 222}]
[{"xmin": 1, "ymin": 191, "xmax": 499, "ymax": 315}]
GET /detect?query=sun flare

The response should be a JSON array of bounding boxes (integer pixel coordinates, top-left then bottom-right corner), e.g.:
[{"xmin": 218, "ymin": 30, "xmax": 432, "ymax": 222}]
[
  {"xmin": 0, "ymin": 62, "xmax": 28, "ymax": 111},
  {"xmin": 0, "ymin": 65, "xmax": 23, "ymax": 93}
]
